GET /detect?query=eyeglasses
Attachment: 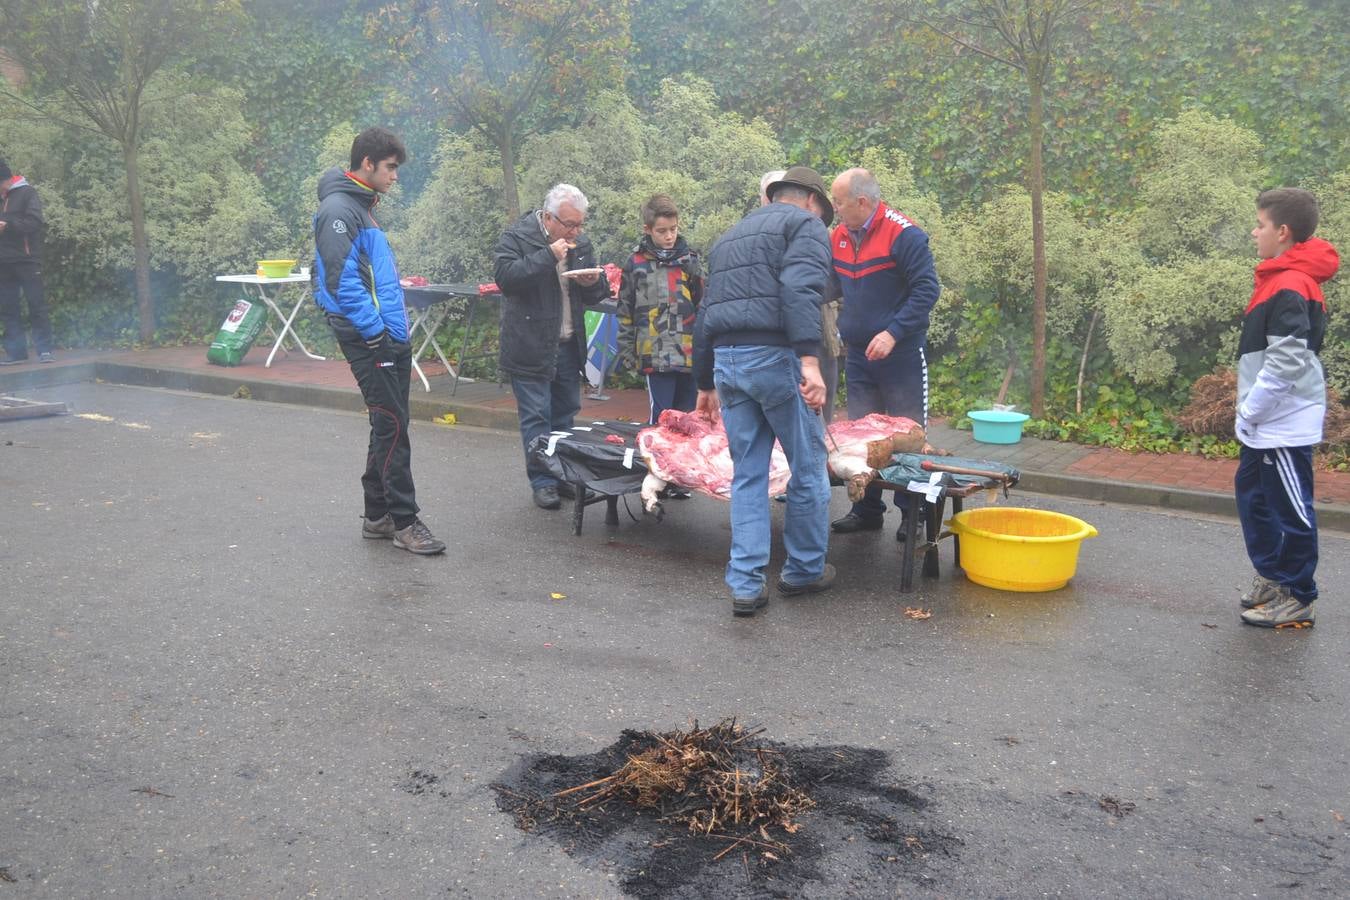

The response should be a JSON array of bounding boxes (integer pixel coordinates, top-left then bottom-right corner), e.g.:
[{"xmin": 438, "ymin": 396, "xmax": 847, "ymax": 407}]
[{"xmin": 548, "ymin": 212, "xmax": 585, "ymax": 232}]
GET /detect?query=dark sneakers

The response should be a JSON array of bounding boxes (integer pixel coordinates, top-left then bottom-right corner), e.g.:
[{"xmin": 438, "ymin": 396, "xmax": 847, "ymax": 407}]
[
  {"xmin": 831, "ymin": 513, "xmax": 882, "ymax": 533},
  {"xmin": 533, "ymin": 484, "xmax": 561, "ymax": 509},
  {"xmin": 777, "ymin": 563, "xmax": 837, "ymax": 596},
  {"xmin": 393, "ymin": 519, "xmax": 446, "ymax": 555},
  {"xmin": 732, "ymin": 584, "xmax": 769, "ymax": 617},
  {"xmin": 362, "ymin": 513, "xmax": 396, "ymax": 539}
]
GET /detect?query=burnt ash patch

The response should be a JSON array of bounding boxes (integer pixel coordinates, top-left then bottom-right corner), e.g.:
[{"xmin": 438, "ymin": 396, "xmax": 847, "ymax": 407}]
[{"xmin": 490, "ymin": 730, "xmax": 960, "ymax": 897}]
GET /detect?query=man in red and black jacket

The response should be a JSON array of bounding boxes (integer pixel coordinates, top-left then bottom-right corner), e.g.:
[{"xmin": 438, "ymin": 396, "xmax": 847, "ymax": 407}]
[
  {"xmin": 0, "ymin": 158, "xmax": 54, "ymax": 365},
  {"xmin": 828, "ymin": 168, "xmax": 940, "ymax": 541}
]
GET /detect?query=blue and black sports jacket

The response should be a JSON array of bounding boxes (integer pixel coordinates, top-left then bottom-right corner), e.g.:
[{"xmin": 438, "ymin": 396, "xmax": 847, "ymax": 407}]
[
  {"xmin": 831, "ymin": 201, "xmax": 939, "ymax": 350},
  {"xmin": 312, "ymin": 168, "xmax": 408, "ymax": 342}
]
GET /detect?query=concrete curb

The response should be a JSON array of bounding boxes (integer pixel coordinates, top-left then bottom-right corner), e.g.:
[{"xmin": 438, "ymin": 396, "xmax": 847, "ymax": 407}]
[{"xmin": 6, "ymin": 358, "xmax": 1347, "ymax": 533}]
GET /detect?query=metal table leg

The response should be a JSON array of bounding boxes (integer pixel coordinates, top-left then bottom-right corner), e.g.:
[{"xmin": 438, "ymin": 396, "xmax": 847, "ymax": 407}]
[
  {"xmin": 923, "ymin": 494, "xmax": 948, "ymax": 579},
  {"xmin": 899, "ymin": 492, "xmax": 922, "ymax": 592},
  {"xmin": 259, "ymin": 283, "xmax": 325, "ymax": 367},
  {"xmin": 452, "ymin": 295, "xmax": 481, "ymax": 396}
]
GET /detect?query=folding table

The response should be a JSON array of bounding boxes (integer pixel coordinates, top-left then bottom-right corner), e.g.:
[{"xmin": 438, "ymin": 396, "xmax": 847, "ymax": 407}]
[
  {"xmin": 215, "ymin": 273, "xmax": 325, "ymax": 367},
  {"xmin": 401, "ymin": 283, "xmax": 503, "ymax": 393}
]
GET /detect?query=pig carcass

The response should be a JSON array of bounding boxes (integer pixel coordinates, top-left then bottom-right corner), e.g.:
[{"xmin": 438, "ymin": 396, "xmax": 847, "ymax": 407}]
[{"xmin": 635, "ymin": 409, "xmax": 927, "ymax": 513}]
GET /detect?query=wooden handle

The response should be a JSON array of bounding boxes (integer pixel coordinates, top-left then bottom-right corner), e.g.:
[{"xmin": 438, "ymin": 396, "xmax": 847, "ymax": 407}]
[{"xmin": 920, "ymin": 459, "xmax": 1011, "ymax": 481}]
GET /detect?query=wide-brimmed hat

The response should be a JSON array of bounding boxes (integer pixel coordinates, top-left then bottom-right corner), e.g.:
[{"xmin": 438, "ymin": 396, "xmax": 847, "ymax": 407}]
[{"xmin": 767, "ymin": 165, "xmax": 833, "ymax": 225}]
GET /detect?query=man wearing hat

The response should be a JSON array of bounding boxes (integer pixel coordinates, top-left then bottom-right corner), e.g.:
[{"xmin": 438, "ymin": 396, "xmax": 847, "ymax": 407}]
[
  {"xmin": 0, "ymin": 158, "xmax": 54, "ymax": 365},
  {"xmin": 828, "ymin": 167, "xmax": 940, "ymax": 541},
  {"xmin": 693, "ymin": 166, "xmax": 836, "ymax": 617}
]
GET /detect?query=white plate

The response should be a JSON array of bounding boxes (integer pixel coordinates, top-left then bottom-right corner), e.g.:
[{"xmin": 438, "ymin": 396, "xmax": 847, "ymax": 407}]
[{"xmin": 561, "ymin": 267, "xmax": 604, "ymax": 278}]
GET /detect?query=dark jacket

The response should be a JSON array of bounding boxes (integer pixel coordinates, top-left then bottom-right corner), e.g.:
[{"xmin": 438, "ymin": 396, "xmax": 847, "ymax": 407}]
[
  {"xmin": 0, "ymin": 177, "xmax": 45, "ymax": 266},
  {"xmin": 311, "ymin": 167, "xmax": 408, "ymax": 342},
  {"xmin": 693, "ymin": 202, "xmax": 831, "ymax": 390},
  {"xmin": 832, "ymin": 201, "xmax": 939, "ymax": 350},
  {"xmin": 1236, "ymin": 237, "xmax": 1338, "ymax": 449},
  {"xmin": 616, "ymin": 234, "xmax": 703, "ymax": 375},
  {"xmin": 493, "ymin": 210, "xmax": 610, "ymax": 380}
]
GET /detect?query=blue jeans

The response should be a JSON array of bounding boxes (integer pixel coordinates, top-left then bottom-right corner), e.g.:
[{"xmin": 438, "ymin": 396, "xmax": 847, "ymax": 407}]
[
  {"xmin": 511, "ymin": 338, "xmax": 583, "ymax": 489},
  {"xmin": 714, "ymin": 345, "xmax": 831, "ymax": 598},
  {"xmin": 844, "ymin": 343, "xmax": 928, "ymax": 519},
  {"xmin": 646, "ymin": 371, "xmax": 698, "ymax": 424}
]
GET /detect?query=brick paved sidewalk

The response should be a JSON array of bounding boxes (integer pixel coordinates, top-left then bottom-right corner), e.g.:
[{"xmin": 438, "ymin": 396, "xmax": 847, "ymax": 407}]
[{"xmin": 4, "ymin": 346, "xmax": 1347, "ymax": 518}]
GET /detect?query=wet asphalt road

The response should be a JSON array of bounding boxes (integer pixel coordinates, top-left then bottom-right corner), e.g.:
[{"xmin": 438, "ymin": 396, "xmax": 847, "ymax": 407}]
[{"xmin": 2, "ymin": 382, "xmax": 1347, "ymax": 898}]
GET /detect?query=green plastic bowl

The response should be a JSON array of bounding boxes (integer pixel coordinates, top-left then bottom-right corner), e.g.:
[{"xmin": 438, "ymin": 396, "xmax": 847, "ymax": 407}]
[
  {"xmin": 257, "ymin": 259, "xmax": 296, "ymax": 279},
  {"xmin": 968, "ymin": 409, "xmax": 1030, "ymax": 444}
]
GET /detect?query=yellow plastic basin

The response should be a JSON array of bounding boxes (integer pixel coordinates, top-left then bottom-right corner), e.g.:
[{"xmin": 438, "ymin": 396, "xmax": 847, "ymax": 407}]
[
  {"xmin": 257, "ymin": 258, "xmax": 296, "ymax": 279},
  {"xmin": 946, "ymin": 507, "xmax": 1098, "ymax": 592}
]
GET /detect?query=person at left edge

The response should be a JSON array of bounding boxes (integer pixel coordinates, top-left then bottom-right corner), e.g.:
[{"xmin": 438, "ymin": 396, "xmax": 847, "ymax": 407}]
[
  {"xmin": 312, "ymin": 126, "xmax": 445, "ymax": 555},
  {"xmin": 0, "ymin": 157, "xmax": 55, "ymax": 365},
  {"xmin": 493, "ymin": 184, "xmax": 610, "ymax": 511}
]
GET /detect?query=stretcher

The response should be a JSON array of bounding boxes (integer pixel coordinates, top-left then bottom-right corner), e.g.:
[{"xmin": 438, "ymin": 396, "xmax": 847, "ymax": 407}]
[
  {"xmin": 527, "ymin": 426, "xmax": 1020, "ymax": 592},
  {"xmin": 527, "ymin": 421, "xmax": 648, "ymax": 535},
  {"xmin": 874, "ymin": 453, "xmax": 1020, "ymax": 592}
]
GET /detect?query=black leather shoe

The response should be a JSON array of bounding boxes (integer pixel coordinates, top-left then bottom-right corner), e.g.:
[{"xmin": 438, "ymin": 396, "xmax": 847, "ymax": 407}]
[
  {"xmin": 777, "ymin": 563, "xmax": 837, "ymax": 596},
  {"xmin": 732, "ymin": 585, "xmax": 769, "ymax": 617},
  {"xmin": 532, "ymin": 485, "xmax": 561, "ymax": 510},
  {"xmin": 831, "ymin": 513, "xmax": 883, "ymax": 533}
]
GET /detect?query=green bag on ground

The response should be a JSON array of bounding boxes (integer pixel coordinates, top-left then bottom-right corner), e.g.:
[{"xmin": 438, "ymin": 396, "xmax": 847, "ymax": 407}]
[{"xmin": 207, "ymin": 297, "xmax": 267, "ymax": 366}]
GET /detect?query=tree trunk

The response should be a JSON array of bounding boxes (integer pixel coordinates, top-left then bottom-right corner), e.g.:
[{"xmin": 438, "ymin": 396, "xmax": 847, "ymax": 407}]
[
  {"xmin": 123, "ymin": 138, "xmax": 155, "ymax": 344},
  {"xmin": 498, "ymin": 129, "xmax": 520, "ymax": 222},
  {"xmin": 1027, "ymin": 69, "xmax": 1048, "ymax": 419}
]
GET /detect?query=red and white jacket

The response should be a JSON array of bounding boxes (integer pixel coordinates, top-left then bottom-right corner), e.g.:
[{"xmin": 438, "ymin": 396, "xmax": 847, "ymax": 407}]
[
  {"xmin": 831, "ymin": 201, "xmax": 939, "ymax": 350},
  {"xmin": 1236, "ymin": 238, "xmax": 1338, "ymax": 448}
]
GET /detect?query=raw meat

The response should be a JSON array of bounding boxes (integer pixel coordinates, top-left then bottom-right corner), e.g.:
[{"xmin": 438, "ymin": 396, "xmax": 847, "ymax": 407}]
[
  {"xmin": 635, "ymin": 409, "xmax": 927, "ymax": 511},
  {"xmin": 823, "ymin": 412, "xmax": 927, "ymax": 500}
]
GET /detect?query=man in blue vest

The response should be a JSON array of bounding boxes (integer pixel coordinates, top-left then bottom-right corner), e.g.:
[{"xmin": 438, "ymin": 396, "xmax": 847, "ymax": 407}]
[{"xmin": 828, "ymin": 168, "xmax": 940, "ymax": 541}]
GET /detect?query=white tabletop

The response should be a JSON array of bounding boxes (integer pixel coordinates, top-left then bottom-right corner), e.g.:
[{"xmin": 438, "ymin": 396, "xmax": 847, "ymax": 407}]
[{"xmin": 216, "ymin": 273, "xmax": 310, "ymax": 284}]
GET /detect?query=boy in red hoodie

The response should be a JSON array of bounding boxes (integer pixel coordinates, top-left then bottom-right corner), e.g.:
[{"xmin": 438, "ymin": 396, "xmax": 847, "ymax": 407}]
[{"xmin": 1235, "ymin": 188, "xmax": 1339, "ymax": 628}]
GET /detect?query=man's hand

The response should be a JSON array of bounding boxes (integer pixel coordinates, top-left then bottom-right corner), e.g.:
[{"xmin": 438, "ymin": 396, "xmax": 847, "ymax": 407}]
[
  {"xmin": 550, "ymin": 238, "xmax": 571, "ymax": 262},
  {"xmin": 865, "ymin": 330, "xmax": 896, "ymax": 361},
  {"xmin": 695, "ymin": 388, "xmax": 721, "ymax": 426},
  {"xmin": 0, "ymin": 220, "xmax": 7, "ymax": 233},
  {"xmin": 799, "ymin": 356, "xmax": 826, "ymax": 410}
]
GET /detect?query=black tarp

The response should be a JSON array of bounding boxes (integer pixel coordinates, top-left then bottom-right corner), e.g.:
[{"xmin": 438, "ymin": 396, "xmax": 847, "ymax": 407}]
[{"xmin": 527, "ymin": 421, "xmax": 649, "ymax": 496}]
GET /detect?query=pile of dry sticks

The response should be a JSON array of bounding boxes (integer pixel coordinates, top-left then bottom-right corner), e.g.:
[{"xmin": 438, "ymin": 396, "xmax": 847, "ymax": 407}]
[{"xmin": 553, "ymin": 718, "xmax": 814, "ymax": 860}]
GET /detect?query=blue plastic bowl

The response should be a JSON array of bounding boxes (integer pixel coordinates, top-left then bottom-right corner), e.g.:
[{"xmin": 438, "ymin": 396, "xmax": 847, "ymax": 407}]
[{"xmin": 968, "ymin": 409, "xmax": 1030, "ymax": 444}]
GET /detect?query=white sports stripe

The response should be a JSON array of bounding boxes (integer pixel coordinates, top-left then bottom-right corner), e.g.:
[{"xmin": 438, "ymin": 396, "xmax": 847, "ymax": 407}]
[
  {"xmin": 1272, "ymin": 448, "xmax": 1312, "ymax": 529},
  {"xmin": 919, "ymin": 344, "xmax": 929, "ymax": 428}
]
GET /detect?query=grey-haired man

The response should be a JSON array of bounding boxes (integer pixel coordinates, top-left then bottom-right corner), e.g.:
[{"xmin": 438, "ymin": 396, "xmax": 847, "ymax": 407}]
[{"xmin": 493, "ymin": 184, "xmax": 611, "ymax": 509}]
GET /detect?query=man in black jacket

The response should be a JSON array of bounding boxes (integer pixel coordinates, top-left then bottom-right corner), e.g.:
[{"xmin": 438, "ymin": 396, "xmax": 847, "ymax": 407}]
[
  {"xmin": 693, "ymin": 166, "xmax": 836, "ymax": 617},
  {"xmin": 0, "ymin": 159, "xmax": 54, "ymax": 365},
  {"xmin": 493, "ymin": 184, "xmax": 611, "ymax": 510}
]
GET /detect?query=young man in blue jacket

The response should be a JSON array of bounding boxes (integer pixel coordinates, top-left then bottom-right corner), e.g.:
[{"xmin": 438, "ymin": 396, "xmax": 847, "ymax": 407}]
[{"xmin": 312, "ymin": 127, "xmax": 444, "ymax": 555}]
